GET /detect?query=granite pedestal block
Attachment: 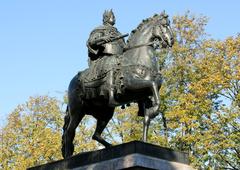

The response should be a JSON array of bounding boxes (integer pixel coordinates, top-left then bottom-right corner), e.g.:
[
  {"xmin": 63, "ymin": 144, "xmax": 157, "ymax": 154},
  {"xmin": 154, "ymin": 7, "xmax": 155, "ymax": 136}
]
[{"xmin": 28, "ymin": 141, "xmax": 193, "ymax": 170}]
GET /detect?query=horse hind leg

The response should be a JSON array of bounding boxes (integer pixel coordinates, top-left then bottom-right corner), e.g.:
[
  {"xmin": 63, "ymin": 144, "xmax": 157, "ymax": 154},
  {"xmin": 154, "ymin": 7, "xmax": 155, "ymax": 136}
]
[
  {"xmin": 92, "ymin": 108, "xmax": 114, "ymax": 148},
  {"xmin": 61, "ymin": 106, "xmax": 70, "ymax": 158},
  {"xmin": 62, "ymin": 106, "xmax": 84, "ymax": 158}
]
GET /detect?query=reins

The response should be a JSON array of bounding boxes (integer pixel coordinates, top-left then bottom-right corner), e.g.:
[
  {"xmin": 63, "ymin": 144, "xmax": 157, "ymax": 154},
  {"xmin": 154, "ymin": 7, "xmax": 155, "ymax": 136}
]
[{"xmin": 124, "ymin": 41, "xmax": 154, "ymax": 51}]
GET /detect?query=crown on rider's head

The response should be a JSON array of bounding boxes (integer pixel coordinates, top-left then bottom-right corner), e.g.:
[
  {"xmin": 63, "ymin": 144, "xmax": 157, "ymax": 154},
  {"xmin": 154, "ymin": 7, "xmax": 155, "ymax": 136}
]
[{"xmin": 103, "ymin": 9, "xmax": 114, "ymax": 24}]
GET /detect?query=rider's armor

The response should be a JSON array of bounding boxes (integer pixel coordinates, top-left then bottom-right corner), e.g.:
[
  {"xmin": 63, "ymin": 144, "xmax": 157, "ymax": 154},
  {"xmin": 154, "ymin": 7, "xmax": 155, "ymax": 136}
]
[
  {"xmin": 87, "ymin": 25, "xmax": 125, "ymax": 60},
  {"xmin": 86, "ymin": 9, "xmax": 126, "ymax": 106}
]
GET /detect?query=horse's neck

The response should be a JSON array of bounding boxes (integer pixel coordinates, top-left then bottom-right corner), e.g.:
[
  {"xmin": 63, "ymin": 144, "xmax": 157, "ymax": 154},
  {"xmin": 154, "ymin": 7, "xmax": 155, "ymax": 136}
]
[
  {"xmin": 128, "ymin": 26, "xmax": 152, "ymax": 47},
  {"xmin": 123, "ymin": 26, "xmax": 155, "ymax": 67}
]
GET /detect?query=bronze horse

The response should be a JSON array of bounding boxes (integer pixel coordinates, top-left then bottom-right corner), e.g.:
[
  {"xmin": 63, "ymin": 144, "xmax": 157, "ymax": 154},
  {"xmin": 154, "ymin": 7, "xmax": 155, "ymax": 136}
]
[{"xmin": 62, "ymin": 12, "xmax": 174, "ymax": 158}]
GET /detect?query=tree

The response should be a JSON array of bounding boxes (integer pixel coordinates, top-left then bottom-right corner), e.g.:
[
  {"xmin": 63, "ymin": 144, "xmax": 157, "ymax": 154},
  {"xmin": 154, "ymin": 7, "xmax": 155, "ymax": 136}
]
[
  {"xmin": 156, "ymin": 12, "xmax": 240, "ymax": 169},
  {"xmin": 0, "ymin": 96, "xmax": 63, "ymax": 169},
  {"xmin": 0, "ymin": 95, "xmax": 98, "ymax": 169}
]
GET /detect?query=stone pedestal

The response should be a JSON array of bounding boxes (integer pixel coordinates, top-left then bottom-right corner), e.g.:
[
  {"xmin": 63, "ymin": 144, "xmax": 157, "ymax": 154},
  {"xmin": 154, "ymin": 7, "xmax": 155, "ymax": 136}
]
[{"xmin": 28, "ymin": 141, "xmax": 193, "ymax": 170}]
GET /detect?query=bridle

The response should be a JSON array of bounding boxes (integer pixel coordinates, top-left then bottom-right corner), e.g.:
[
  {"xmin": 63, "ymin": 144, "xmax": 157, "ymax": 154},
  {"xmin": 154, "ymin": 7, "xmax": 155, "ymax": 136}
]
[{"xmin": 124, "ymin": 21, "xmax": 170, "ymax": 51}]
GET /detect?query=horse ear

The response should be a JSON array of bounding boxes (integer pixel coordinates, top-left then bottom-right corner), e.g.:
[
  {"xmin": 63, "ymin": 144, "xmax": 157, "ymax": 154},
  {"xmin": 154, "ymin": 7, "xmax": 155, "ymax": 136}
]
[{"xmin": 161, "ymin": 10, "xmax": 168, "ymax": 18}]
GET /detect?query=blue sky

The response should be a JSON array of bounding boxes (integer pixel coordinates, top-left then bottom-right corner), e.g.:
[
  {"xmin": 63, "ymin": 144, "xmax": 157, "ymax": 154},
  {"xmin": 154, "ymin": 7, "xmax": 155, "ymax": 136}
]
[{"xmin": 0, "ymin": 0, "xmax": 239, "ymax": 127}]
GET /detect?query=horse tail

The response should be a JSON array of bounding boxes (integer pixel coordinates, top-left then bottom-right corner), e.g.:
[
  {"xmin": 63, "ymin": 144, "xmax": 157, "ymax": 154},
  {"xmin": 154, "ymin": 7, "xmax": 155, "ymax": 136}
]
[{"xmin": 61, "ymin": 105, "xmax": 70, "ymax": 158}]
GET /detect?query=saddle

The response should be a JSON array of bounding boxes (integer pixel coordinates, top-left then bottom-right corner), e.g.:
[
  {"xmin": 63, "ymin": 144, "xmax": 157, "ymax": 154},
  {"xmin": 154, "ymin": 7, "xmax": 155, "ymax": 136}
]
[
  {"xmin": 82, "ymin": 56, "xmax": 120, "ymax": 83},
  {"xmin": 78, "ymin": 56, "xmax": 122, "ymax": 99}
]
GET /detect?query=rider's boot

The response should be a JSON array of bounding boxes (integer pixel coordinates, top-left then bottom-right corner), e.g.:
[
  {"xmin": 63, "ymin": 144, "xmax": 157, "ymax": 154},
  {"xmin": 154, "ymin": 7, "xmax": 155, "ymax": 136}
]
[{"xmin": 108, "ymin": 70, "xmax": 119, "ymax": 106}]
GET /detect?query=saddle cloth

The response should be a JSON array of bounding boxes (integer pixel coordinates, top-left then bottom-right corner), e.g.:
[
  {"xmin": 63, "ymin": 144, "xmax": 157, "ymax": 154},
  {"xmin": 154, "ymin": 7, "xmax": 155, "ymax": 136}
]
[{"xmin": 81, "ymin": 56, "xmax": 120, "ymax": 85}]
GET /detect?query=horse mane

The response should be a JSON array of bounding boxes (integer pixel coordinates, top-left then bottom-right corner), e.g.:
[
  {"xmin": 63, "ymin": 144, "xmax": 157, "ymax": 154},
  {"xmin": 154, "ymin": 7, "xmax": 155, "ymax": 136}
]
[{"xmin": 127, "ymin": 14, "xmax": 160, "ymax": 44}]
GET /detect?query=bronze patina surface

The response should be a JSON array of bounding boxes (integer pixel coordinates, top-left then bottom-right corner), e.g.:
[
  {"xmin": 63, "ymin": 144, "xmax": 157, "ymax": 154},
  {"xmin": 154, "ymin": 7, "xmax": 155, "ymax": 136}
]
[{"xmin": 62, "ymin": 10, "xmax": 174, "ymax": 159}]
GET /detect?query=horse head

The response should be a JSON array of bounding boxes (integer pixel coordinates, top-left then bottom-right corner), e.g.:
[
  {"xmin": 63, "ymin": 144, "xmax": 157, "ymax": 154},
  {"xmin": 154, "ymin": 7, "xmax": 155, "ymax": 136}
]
[
  {"xmin": 126, "ymin": 12, "xmax": 174, "ymax": 53},
  {"xmin": 124, "ymin": 12, "xmax": 174, "ymax": 68},
  {"xmin": 152, "ymin": 11, "xmax": 174, "ymax": 48}
]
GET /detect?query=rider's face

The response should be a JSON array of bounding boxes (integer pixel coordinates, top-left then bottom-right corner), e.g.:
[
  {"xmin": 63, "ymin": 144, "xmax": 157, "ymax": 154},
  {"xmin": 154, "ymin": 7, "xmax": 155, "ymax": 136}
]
[{"xmin": 108, "ymin": 14, "xmax": 115, "ymax": 26}]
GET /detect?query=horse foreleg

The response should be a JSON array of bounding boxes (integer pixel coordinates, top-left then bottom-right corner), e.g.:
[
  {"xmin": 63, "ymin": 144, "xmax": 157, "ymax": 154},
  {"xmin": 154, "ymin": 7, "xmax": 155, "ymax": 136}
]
[
  {"xmin": 126, "ymin": 77, "xmax": 161, "ymax": 142},
  {"xmin": 125, "ymin": 77, "xmax": 160, "ymax": 118},
  {"xmin": 146, "ymin": 82, "xmax": 160, "ymax": 118},
  {"xmin": 143, "ymin": 115, "xmax": 151, "ymax": 142}
]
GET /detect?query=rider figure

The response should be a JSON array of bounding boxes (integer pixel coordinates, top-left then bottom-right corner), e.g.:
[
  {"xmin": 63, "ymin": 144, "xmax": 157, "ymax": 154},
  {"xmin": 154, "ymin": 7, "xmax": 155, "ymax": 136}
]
[{"xmin": 87, "ymin": 9, "xmax": 126, "ymax": 106}]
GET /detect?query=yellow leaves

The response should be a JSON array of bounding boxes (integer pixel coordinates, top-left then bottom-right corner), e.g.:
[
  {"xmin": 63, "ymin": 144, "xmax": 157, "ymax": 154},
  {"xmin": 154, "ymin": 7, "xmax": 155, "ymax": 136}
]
[
  {"xmin": 225, "ymin": 36, "xmax": 239, "ymax": 56},
  {"xmin": 0, "ymin": 96, "xmax": 64, "ymax": 169},
  {"xmin": 112, "ymin": 105, "xmax": 143, "ymax": 142},
  {"xmin": 173, "ymin": 11, "xmax": 208, "ymax": 45},
  {"xmin": 158, "ymin": 12, "xmax": 240, "ymax": 169}
]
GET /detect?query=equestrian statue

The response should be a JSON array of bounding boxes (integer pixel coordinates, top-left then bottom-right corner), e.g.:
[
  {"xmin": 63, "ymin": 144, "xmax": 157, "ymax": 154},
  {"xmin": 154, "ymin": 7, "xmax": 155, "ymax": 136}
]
[{"xmin": 62, "ymin": 9, "xmax": 174, "ymax": 158}]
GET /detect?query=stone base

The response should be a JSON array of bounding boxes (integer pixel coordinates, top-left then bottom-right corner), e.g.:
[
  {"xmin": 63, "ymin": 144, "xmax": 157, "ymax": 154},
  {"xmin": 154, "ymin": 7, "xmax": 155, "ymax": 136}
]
[{"xmin": 28, "ymin": 141, "xmax": 193, "ymax": 170}]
